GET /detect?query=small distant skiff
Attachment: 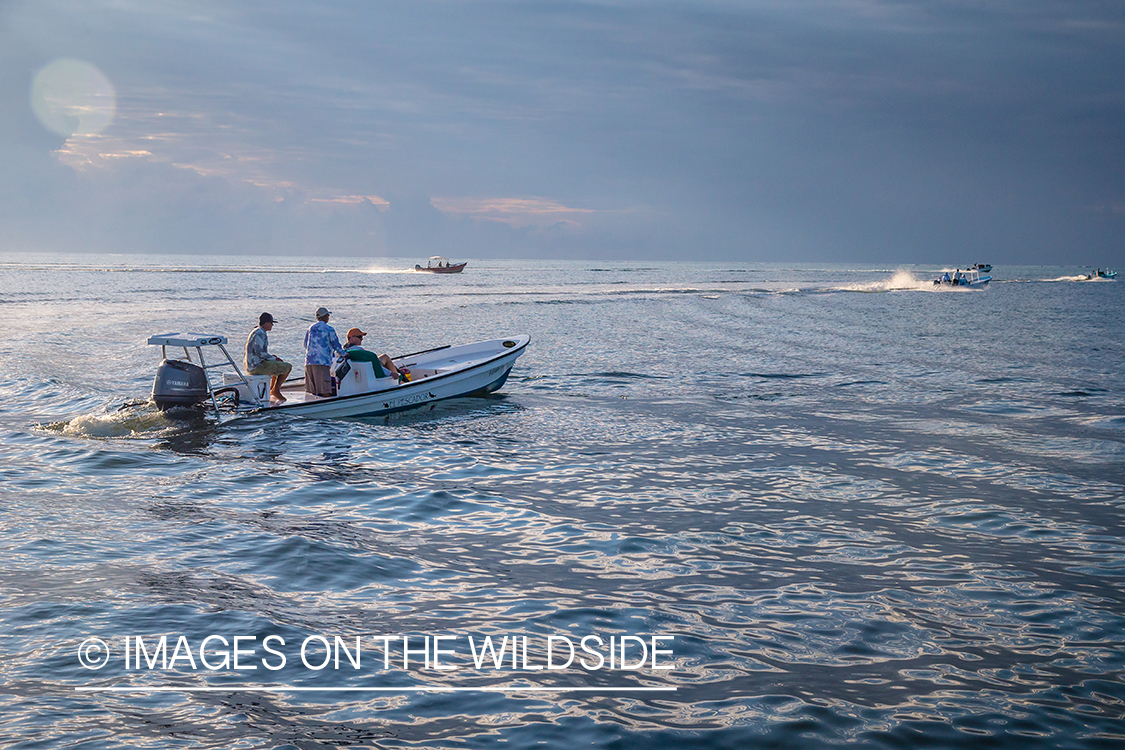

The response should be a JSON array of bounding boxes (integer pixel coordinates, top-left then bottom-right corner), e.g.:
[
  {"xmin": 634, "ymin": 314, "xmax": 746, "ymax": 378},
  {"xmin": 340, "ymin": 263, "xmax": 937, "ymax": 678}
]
[
  {"xmin": 148, "ymin": 333, "xmax": 529, "ymax": 419},
  {"xmin": 415, "ymin": 256, "xmax": 466, "ymax": 273},
  {"xmin": 1087, "ymin": 269, "xmax": 1117, "ymax": 279},
  {"xmin": 934, "ymin": 268, "xmax": 991, "ymax": 287}
]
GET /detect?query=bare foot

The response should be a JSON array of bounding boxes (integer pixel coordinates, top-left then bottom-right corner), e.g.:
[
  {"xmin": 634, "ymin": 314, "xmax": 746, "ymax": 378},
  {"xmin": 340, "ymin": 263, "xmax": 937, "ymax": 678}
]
[{"xmin": 271, "ymin": 393, "xmax": 287, "ymax": 403}]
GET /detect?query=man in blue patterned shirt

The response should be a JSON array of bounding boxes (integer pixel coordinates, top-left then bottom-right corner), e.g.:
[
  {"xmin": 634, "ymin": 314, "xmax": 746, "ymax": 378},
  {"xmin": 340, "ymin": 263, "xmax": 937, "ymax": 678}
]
[{"xmin": 303, "ymin": 306, "xmax": 343, "ymax": 396}]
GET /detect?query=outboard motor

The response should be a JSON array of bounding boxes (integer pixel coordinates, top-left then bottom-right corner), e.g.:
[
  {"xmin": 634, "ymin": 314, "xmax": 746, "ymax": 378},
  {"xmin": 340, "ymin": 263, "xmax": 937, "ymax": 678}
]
[{"xmin": 152, "ymin": 359, "xmax": 210, "ymax": 410}]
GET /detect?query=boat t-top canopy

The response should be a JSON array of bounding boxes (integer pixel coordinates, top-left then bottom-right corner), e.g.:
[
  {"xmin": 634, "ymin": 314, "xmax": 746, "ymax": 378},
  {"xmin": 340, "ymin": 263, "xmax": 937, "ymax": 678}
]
[
  {"xmin": 147, "ymin": 333, "xmax": 228, "ymax": 347},
  {"xmin": 428, "ymin": 256, "xmax": 449, "ymax": 262}
]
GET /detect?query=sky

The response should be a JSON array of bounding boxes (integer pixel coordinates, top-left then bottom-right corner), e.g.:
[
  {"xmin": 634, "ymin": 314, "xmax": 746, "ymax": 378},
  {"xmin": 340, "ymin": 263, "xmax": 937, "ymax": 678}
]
[{"xmin": 1, "ymin": 0, "xmax": 1123, "ymax": 264}]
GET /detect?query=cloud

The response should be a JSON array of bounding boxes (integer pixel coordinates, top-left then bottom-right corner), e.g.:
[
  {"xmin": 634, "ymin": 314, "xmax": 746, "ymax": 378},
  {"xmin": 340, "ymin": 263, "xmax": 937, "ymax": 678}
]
[{"xmin": 431, "ymin": 197, "xmax": 596, "ymax": 228}]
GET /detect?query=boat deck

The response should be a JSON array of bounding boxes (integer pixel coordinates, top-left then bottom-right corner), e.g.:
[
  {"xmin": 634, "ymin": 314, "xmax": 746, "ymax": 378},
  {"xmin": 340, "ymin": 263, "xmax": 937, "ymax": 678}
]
[{"xmin": 274, "ymin": 365, "xmax": 443, "ymax": 405}]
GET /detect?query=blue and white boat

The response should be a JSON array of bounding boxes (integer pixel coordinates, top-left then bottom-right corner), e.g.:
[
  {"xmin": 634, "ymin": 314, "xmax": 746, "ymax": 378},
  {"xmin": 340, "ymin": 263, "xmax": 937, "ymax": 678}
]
[
  {"xmin": 148, "ymin": 333, "xmax": 530, "ymax": 418},
  {"xmin": 934, "ymin": 268, "xmax": 992, "ymax": 287}
]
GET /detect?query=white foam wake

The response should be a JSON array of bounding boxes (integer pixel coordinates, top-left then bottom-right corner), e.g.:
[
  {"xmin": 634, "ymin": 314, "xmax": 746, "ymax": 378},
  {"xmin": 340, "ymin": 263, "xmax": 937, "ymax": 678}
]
[
  {"xmin": 838, "ymin": 270, "xmax": 937, "ymax": 292},
  {"xmin": 58, "ymin": 406, "xmax": 177, "ymax": 438}
]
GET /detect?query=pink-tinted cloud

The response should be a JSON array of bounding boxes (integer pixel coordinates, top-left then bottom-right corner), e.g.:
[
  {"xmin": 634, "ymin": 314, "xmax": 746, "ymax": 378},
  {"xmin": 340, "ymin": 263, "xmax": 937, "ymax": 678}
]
[{"xmin": 431, "ymin": 196, "xmax": 595, "ymax": 227}]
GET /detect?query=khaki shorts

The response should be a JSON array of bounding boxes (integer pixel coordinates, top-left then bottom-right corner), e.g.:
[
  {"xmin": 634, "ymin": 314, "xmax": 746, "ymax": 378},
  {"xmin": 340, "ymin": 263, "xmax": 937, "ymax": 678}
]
[
  {"xmin": 304, "ymin": 364, "xmax": 334, "ymax": 396},
  {"xmin": 248, "ymin": 359, "xmax": 292, "ymax": 379}
]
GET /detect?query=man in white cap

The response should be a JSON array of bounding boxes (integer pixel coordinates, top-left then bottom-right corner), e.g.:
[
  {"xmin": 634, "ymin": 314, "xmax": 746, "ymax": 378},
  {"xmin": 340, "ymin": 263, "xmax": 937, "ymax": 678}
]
[{"xmin": 303, "ymin": 306, "xmax": 343, "ymax": 396}]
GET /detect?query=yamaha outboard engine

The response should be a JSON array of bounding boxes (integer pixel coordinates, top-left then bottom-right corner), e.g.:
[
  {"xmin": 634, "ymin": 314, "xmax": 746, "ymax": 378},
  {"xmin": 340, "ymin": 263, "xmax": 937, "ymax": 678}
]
[{"xmin": 153, "ymin": 359, "xmax": 210, "ymax": 410}]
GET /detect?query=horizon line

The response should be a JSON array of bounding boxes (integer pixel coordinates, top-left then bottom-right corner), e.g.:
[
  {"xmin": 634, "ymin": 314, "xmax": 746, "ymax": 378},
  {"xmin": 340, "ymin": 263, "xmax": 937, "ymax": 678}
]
[{"xmin": 75, "ymin": 685, "xmax": 677, "ymax": 693}]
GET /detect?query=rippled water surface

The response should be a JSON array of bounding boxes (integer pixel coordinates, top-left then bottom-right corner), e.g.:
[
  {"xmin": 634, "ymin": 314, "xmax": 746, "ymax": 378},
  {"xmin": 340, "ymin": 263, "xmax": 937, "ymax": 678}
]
[{"xmin": 1, "ymin": 255, "xmax": 1123, "ymax": 748}]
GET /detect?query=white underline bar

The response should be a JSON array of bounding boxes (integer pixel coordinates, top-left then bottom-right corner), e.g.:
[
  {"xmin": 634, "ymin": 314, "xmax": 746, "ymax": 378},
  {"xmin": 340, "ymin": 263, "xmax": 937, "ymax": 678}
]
[{"xmin": 75, "ymin": 686, "xmax": 676, "ymax": 693}]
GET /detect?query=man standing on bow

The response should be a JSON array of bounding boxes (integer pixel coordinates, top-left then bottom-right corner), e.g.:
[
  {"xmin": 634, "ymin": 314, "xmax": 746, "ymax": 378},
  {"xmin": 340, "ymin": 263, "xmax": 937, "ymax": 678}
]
[
  {"xmin": 245, "ymin": 312, "xmax": 292, "ymax": 402},
  {"xmin": 303, "ymin": 306, "xmax": 343, "ymax": 396}
]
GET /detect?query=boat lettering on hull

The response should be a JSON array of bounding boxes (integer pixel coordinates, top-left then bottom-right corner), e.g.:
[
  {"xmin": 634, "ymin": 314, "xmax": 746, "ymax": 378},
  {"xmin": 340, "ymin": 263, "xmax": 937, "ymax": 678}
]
[{"xmin": 388, "ymin": 391, "xmax": 438, "ymax": 409}]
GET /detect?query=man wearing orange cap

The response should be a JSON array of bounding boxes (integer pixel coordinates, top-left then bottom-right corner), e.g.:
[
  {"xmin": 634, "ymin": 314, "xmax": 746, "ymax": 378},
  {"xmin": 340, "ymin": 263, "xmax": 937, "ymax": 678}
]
[{"xmin": 343, "ymin": 327, "xmax": 402, "ymax": 379}]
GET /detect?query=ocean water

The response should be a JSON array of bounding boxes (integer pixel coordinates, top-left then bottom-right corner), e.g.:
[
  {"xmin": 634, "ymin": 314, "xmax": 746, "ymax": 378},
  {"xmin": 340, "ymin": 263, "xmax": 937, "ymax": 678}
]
[{"xmin": 0, "ymin": 254, "xmax": 1123, "ymax": 749}]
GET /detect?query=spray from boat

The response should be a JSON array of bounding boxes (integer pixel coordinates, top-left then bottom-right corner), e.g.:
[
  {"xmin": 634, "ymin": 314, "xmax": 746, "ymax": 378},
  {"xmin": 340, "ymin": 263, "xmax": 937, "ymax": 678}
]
[
  {"xmin": 836, "ymin": 270, "xmax": 939, "ymax": 292},
  {"xmin": 46, "ymin": 403, "xmax": 184, "ymax": 439}
]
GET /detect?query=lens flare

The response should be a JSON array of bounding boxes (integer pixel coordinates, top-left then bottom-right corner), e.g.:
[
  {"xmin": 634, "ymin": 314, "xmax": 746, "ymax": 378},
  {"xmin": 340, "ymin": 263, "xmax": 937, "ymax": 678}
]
[{"xmin": 30, "ymin": 58, "xmax": 117, "ymax": 137}]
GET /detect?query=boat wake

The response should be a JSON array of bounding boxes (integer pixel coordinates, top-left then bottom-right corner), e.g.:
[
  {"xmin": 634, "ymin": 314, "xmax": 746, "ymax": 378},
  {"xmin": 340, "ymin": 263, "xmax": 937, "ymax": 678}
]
[
  {"xmin": 360, "ymin": 266, "xmax": 419, "ymax": 274},
  {"xmin": 1047, "ymin": 275, "xmax": 1100, "ymax": 282},
  {"xmin": 46, "ymin": 402, "xmax": 185, "ymax": 439},
  {"xmin": 836, "ymin": 270, "xmax": 937, "ymax": 293}
]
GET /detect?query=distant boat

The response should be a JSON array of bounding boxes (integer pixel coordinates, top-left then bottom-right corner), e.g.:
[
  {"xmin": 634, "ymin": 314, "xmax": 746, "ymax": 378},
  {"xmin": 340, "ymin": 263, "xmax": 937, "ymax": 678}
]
[
  {"xmin": 934, "ymin": 268, "xmax": 991, "ymax": 287},
  {"xmin": 971, "ymin": 263, "xmax": 992, "ymax": 272},
  {"xmin": 416, "ymin": 256, "xmax": 466, "ymax": 274},
  {"xmin": 1097, "ymin": 269, "xmax": 1117, "ymax": 279}
]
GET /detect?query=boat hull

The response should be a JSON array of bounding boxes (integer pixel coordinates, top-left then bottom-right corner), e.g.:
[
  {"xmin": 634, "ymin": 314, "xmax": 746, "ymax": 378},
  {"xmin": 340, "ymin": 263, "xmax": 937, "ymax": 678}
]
[
  {"xmin": 934, "ymin": 273, "xmax": 991, "ymax": 287},
  {"xmin": 415, "ymin": 262, "xmax": 466, "ymax": 274},
  {"xmin": 255, "ymin": 335, "xmax": 529, "ymax": 418}
]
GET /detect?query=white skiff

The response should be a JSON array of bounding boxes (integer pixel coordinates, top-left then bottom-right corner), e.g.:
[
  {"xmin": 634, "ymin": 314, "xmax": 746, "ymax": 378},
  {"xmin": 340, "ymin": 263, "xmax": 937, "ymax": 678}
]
[{"xmin": 148, "ymin": 333, "xmax": 530, "ymax": 418}]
